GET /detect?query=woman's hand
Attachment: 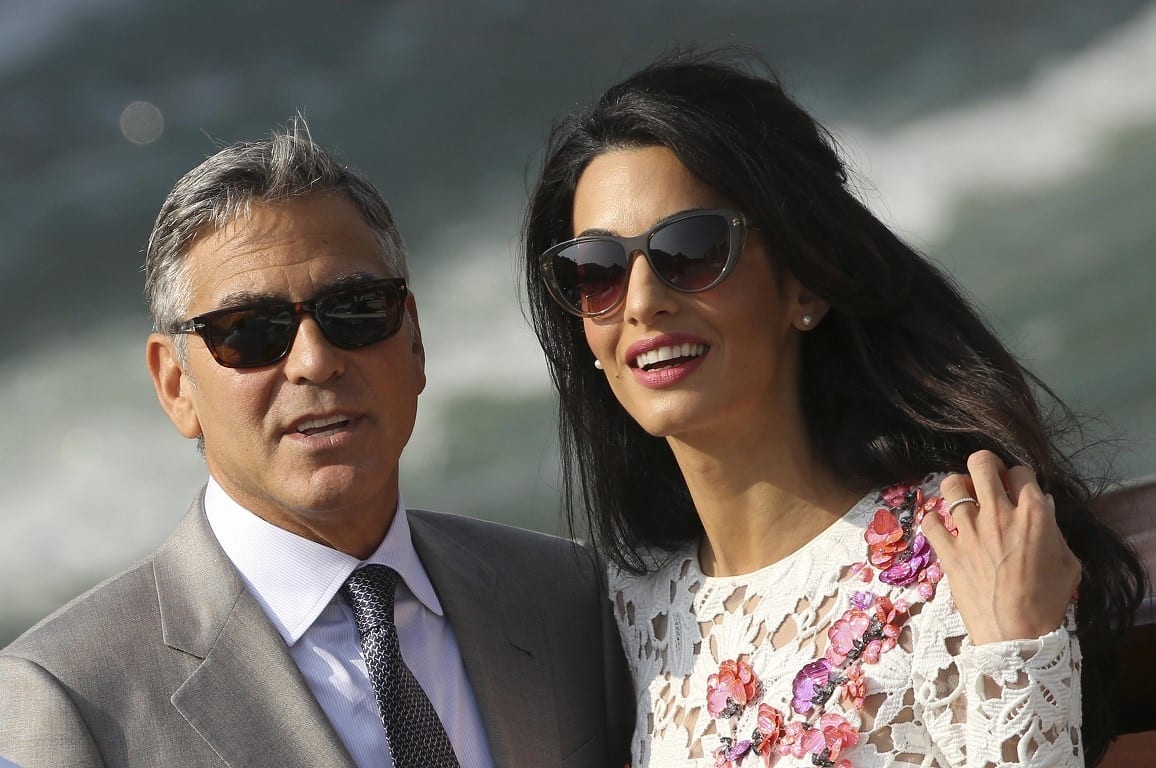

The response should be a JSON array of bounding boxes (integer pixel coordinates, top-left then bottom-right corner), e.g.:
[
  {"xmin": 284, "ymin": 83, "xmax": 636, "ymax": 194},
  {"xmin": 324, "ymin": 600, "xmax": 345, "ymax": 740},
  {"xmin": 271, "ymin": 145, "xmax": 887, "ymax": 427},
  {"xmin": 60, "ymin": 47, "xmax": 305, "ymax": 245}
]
[{"xmin": 921, "ymin": 450, "xmax": 1081, "ymax": 645}]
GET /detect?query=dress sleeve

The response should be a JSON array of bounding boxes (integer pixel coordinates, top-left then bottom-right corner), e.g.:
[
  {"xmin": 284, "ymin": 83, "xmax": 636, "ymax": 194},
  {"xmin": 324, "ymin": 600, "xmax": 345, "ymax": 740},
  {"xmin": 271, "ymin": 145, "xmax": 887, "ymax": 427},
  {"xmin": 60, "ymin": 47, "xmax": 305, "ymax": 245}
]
[{"xmin": 912, "ymin": 587, "xmax": 1083, "ymax": 768}]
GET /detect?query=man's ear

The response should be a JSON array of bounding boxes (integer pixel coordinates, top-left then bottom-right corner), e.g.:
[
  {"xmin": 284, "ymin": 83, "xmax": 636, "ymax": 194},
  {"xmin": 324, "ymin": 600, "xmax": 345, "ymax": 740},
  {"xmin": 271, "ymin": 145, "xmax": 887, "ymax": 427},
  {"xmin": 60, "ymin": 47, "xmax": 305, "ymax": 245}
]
[
  {"xmin": 404, "ymin": 295, "xmax": 427, "ymax": 394},
  {"xmin": 145, "ymin": 333, "xmax": 203, "ymax": 439}
]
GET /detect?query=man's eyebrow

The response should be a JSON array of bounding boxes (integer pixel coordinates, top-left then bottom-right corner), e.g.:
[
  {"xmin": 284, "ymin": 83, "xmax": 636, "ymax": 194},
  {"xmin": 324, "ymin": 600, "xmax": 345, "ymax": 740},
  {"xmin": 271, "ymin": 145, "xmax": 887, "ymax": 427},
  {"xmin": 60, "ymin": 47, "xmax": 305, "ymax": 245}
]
[
  {"xmin": 213, "ymin": 272, "xmax": 385, "ymax": 309},
  {"xmin": 214, "ymin": 289, "xmax": 281, "ymax": 309},
  {"xmin": 327, "ymin": 272, "xmax": 383, "ymax": 290}
]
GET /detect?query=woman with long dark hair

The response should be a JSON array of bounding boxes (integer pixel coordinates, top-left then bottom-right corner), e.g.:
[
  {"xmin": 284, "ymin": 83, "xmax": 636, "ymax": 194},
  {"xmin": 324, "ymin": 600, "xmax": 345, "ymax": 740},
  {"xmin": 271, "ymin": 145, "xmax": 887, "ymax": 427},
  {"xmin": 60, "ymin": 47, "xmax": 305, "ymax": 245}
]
[{"xmin": 521, "ymin": 51, "xmax": 1145, "ymax": 767}]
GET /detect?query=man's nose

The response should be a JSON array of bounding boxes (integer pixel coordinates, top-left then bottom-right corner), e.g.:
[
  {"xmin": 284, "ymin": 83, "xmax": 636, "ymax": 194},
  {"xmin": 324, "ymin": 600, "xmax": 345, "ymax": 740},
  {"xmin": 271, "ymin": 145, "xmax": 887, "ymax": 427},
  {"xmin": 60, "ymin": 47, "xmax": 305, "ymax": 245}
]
[{"xmin": 281, "ymin": 316, "xmax": 345, "ymax": 383}]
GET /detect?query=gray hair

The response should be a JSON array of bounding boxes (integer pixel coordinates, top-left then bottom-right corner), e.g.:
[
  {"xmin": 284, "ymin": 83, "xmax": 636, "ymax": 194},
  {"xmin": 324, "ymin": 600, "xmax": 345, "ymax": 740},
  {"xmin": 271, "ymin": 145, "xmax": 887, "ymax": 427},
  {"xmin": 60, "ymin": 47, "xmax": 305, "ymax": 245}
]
[{"xmin": 144, "ymin": 119, "xmax": 408, "ymax": 362}]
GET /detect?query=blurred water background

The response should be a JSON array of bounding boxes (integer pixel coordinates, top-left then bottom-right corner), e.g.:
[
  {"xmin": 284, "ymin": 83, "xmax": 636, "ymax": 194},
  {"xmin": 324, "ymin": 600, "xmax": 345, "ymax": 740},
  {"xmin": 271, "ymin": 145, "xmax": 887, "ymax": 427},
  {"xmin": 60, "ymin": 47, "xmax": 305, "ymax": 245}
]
[{"xmin": 2, "ymin": 0, "xmax": 1155, "ymax": 645}]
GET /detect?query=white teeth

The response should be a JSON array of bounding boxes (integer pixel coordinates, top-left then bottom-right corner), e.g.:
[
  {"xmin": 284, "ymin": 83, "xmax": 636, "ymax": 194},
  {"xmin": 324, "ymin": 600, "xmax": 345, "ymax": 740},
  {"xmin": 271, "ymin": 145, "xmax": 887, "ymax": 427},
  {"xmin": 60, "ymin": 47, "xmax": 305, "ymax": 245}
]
[
  {"xmin": 296, "ymin": 416, "xmax": 350, "ymax": 435},
  {"xmin": 633, "ymin": 343, "xmax": 707, "ymax": 370}
]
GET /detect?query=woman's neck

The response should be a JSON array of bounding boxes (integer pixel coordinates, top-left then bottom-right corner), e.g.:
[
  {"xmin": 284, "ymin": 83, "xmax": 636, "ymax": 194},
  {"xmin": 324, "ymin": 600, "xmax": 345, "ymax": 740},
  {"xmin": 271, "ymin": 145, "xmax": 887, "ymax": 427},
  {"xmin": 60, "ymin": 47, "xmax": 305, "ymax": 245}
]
[{"xmin": 668, "ymin": 419, "xmax": 865, "ymax": 578}]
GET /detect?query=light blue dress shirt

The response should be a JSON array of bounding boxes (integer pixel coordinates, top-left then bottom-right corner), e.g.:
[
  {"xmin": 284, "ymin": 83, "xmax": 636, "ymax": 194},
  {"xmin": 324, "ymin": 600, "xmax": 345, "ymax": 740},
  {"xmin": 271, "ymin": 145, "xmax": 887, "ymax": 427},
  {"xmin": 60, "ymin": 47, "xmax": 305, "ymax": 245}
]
[{"xmin": 204, "ymin": 478, "xmax": 495, "ymax": 768}]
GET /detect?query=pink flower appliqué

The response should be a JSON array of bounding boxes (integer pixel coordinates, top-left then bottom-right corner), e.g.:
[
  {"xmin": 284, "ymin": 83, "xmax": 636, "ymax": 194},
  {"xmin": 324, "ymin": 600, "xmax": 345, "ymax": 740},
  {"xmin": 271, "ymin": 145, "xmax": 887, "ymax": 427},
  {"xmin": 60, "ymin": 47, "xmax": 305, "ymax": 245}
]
[
  {"xmin": 841, "ymin": 664, "xmax": 866, "ymax": 710},
  {"xmin": 865, "ymin": 508, "xmax": 906, "ymax": 570},
  {"xmin": 776, "ymin": 720, "xmax": 815, "ymax": 759},
  {"xmin": 708, "ymin": 659, "xmax": 761, "ymax": 718},
  {"xmin": 872, "ymin": 596, "xmax": 907, "ymax": 650},
  {"xmin": 815, "ymin": 712, "xmax": 861, "ymax": 768},
  {"xmin": 775, "ymin": 715, "xmax": 859, "ymax": 767},
  {"xmin": 825, "ymin": 608, "xmax": 872, "ymax": 666},
  {"xmin": 825, "ymin": 594, "xmax": 909, "ymax": 667},
  {"xmin": 752, "ymin": 703, "xmax": 785, "ymax": 761},
  {"xmin": 917, "ymin": 561, "xmax": 943, "ymax": 600},
  {"xmin": 882, "ymin": 483, "xmax": 919, "ymax": 508},
  {"xmin": 848, "ymin": 561, "xmax": 874, "ymax": 583}
]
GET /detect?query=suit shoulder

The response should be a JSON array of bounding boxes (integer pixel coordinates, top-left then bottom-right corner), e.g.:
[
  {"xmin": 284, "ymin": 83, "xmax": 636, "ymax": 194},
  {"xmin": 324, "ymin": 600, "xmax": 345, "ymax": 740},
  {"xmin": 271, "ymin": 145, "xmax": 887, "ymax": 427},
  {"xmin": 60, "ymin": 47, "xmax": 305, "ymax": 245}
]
[
  {"xmin": 409, "ymin": 508, "xmax": 583, "ymax": 548},
  {"xmin": 2, "ymin": 556, "xmax": 160, "ymax": 667},
  {"xmin": 408, "ymin": 509, "xmax": 601, "ymax": 574}
]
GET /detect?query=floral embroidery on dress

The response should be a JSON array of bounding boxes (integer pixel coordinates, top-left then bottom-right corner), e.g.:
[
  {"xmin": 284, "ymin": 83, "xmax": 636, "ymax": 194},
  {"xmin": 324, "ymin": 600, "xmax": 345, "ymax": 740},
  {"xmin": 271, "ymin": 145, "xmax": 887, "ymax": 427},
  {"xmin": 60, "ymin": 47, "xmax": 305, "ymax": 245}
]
[
  {"xmin": 706, "ymin": 483, "xmax": 950, "ymax": 767},
  {"xmin": 611, "ymin": 474, "xmax": 1083, "ymax": 768}
]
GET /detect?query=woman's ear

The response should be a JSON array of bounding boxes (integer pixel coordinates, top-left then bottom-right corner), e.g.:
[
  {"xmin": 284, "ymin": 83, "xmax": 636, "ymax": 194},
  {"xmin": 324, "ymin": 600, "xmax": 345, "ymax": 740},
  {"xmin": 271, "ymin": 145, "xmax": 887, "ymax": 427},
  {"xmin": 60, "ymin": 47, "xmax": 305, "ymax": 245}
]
[{"xmin": 793, "ymin": 286, "xmax": 830, "ymax": 331}]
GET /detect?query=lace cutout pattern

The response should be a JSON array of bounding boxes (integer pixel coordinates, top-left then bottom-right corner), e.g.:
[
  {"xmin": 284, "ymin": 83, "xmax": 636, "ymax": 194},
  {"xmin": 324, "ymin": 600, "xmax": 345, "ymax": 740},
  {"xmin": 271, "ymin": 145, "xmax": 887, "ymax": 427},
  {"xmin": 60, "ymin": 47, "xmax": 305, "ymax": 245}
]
[{"xmin": 610, "ymin": 476, "xmax": 1083, "ymax": 767}]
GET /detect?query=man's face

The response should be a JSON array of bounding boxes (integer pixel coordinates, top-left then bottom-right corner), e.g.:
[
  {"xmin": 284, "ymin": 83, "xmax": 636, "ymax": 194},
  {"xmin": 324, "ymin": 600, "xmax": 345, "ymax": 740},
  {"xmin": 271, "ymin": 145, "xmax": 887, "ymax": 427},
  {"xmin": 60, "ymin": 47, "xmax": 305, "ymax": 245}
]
[{"xmin": 147, "ymin": 193, "xmax": 425, "ymax": 552}]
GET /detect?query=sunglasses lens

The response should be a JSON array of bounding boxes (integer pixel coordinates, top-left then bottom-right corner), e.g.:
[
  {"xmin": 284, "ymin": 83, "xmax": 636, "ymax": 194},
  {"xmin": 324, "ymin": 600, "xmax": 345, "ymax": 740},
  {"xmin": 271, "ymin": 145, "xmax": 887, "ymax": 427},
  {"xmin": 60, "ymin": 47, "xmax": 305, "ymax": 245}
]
[
  {"xmin": 648, "ymin": 213, "xmax": 732, "ymax": 291},
  {"xmin": 197, "ymin": 281, "xmax": 406, "ymax": 368},
  {"xmin": 542, "ymin": 211, "xmax": 740, "ymax": 317},
  {"xmin": 316, "ymin": 283, "xmax": 406, "ymax": 349},
  {"xmin": 202, "ymin": 307, "xmax": 294, "ymax": 368},
  {"xmin": 551, "ymin": 240, "xmax": 628, "ymax": 315}
]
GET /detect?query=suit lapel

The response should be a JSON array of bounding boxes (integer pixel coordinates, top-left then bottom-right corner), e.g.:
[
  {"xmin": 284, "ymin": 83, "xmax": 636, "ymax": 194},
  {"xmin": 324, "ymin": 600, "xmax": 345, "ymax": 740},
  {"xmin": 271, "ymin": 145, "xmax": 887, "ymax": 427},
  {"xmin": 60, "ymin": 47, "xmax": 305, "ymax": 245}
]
[
  {"xmin": 409, "ymin": 511, "xmax": 561, "ymax": 768},
  {"xmin": 155, "ymin": 497, "xmax": 357, "ymax": 768}
]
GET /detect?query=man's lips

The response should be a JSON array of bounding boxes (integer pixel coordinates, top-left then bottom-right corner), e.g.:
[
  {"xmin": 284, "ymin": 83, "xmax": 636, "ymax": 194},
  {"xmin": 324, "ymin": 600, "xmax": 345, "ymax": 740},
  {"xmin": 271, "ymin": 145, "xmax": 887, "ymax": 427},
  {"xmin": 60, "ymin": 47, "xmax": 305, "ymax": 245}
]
[{"xmin": 289, "ymin": 414, "xmax": 356, "ymax": 438}]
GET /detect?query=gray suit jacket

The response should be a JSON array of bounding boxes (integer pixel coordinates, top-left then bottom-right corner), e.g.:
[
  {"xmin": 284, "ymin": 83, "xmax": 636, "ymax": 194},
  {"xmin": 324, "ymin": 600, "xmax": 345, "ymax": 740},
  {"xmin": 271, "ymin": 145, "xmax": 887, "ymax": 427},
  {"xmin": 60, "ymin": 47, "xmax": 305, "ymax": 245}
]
[{"xmin": 0, "ymin": 494, "xmax": 631, "ymax": 767}]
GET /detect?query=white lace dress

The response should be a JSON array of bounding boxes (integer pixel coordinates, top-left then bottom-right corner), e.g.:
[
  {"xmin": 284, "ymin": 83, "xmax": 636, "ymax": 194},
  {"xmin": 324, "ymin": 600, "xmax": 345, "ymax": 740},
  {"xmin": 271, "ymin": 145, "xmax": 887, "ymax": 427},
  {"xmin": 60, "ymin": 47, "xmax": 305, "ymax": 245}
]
[{"xmin": 609, "ymin": 477, "xmax": 1082, "ymax": 768}]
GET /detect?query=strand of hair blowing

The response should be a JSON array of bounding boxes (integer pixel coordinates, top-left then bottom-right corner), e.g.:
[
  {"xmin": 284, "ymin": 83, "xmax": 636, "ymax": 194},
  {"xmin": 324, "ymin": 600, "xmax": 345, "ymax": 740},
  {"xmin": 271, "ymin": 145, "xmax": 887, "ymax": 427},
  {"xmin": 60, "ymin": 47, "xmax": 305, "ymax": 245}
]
[{"xmin": 522, "ymin": 51, "xmax": 1145, "ymax": 764}]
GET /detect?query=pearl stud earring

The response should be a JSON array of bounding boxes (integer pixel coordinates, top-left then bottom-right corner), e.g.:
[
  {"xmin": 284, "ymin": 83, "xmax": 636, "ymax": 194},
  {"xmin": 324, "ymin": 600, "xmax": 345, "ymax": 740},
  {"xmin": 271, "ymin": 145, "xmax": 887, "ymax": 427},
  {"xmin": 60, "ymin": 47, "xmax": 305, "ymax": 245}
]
[
  {"xmin": 594, "ymin": 359, "xmax": 604, "ymax": 370},
  {"xmin": 800, "ymin": 314, "xmax": 814, "ymax": 329}
]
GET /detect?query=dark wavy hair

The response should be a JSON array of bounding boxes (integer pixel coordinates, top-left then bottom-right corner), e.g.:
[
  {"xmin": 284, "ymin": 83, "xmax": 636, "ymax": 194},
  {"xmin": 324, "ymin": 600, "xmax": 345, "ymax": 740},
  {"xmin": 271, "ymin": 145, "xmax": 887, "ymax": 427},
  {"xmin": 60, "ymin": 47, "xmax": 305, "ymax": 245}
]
[{"xmin": 520, "ymin": 49, "xmax": 1145, "ymax": 763}]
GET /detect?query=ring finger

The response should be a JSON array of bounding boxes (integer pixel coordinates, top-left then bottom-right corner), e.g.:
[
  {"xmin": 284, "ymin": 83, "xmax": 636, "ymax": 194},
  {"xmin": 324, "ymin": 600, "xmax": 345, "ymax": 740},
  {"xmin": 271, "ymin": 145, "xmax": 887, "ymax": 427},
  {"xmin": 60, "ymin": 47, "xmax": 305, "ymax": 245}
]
[{"xmin": 939, "ymin": 473, "xmax": 979, "ymax": 535}]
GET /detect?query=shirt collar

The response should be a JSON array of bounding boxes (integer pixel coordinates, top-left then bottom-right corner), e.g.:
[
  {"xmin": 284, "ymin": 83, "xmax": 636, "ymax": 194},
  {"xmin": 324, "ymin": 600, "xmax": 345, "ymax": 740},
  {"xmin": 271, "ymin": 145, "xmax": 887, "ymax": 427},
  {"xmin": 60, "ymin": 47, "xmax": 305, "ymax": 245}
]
[{"xmin": 203, "ymin": 476, "xmax": 444, "ymax": 646}]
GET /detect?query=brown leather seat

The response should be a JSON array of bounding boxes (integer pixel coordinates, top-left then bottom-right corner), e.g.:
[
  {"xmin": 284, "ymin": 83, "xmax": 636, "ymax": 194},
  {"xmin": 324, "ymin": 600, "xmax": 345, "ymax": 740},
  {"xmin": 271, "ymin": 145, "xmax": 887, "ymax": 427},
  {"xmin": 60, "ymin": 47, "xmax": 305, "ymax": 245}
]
[
  {"xmin": 1095, "ymin": 476, "xmax": 1156, "ymax": 766},
  {"xmin": 1096, "ymin": 476, "xmax": 1156, "ymax": 628}
]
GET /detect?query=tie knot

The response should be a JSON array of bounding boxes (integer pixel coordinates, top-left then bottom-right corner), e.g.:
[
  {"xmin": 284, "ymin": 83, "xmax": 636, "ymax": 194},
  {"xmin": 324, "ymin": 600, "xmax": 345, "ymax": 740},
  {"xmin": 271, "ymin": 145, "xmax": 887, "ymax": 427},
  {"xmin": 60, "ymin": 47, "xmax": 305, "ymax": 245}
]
[{"xmin": 343, "ymin": 564, "xmax": 399, "ymax": 633}]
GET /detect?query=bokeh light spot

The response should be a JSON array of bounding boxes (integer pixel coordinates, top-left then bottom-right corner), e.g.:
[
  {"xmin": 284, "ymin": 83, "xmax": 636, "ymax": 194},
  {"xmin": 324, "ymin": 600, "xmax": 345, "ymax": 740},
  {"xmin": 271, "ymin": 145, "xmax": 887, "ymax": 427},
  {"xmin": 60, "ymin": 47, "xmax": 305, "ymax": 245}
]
[{"xmin": 119, "ymin": 101, "xmax": 164, "ymax": 145}]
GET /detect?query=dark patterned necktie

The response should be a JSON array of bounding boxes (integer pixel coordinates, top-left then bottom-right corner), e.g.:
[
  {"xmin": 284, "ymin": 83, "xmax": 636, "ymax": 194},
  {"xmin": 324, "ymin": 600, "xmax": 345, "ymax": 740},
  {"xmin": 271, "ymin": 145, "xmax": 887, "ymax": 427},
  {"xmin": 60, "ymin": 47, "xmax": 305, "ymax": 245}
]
[{"xmin": 342, "ymin": 565, "xmax": 461, "ymax": 768}]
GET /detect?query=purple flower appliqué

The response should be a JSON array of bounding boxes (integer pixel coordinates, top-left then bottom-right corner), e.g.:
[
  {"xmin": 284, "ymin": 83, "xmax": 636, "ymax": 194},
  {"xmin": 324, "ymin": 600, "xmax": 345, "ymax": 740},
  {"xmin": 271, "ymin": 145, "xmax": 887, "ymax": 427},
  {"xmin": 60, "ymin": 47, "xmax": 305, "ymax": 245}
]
[
  {"xmin": 851, "ymin": 590, "xmax": 875, "ymax": 610},
  {"xmin": 713, "ymin": 738, "xmax": 753, "ymax": 767},
  {"xmin": 791, "ymin": 658, "xmax": 834, "ymax": 714},
  {"xmin": 879, "ymin": 532, "xmax": 932, "ymax": 587}
]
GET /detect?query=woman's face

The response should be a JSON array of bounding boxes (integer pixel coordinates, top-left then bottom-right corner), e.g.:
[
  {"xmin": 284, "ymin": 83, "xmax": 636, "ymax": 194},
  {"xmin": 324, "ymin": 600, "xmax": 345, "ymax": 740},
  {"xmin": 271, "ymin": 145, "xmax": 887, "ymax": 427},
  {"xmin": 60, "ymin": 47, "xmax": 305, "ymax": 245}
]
[{"xmin": 574, "ymin": 145, "xmax": 815, "ymax": 443}]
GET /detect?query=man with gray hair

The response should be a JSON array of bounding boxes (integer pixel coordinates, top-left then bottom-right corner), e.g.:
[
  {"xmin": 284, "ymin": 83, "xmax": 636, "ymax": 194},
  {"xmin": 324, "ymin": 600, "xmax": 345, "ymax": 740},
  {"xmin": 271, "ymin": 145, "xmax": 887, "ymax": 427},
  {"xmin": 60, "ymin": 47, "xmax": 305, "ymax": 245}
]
[{"xmin": 0, "ymin": 123, "xmax": 631, "ymax": 768}]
